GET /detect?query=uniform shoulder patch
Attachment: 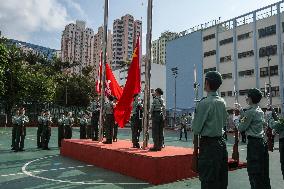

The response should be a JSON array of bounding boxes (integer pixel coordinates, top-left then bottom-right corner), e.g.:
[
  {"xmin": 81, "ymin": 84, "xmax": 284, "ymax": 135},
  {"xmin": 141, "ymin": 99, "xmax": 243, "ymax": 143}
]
[{"xmin": 240, "ymin": 116, "xmax": 247, "ymax": 123}]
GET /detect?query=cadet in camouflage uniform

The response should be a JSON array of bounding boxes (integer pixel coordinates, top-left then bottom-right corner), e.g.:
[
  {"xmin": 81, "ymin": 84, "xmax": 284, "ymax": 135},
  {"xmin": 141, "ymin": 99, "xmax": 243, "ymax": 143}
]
[
  {"xmin": 57, "ymin": 112, "xmax": 65, "ymax": 147},
  {"xmin": 131, "ymin": 94, "xmax": 143, "ymax": 148},
  {"xmin": 89, "ymin": 95, "xmax": 100, "ymax": 140},
  {"xmin": 37, "ymin": 111, "xmax": 44, "ymax": 148},
  {"xmin": 103, "ymin": 95, "xmax": 115, "ymax": 144},
  {"xmin": 192, "ymin": 71, "xmax": 228, "ymax": 189},
  {"xmin": 15, "ymin": 107, "xmax": 29, "ymax": 152},
  {"xmin": 179, "ymin": 113, "xmax": 188, "ymax": 141},
  {"xmin": 267, "ymin": 110, "xmax": 284, "ymax": 180},
  {"xmin": 236, "ymin": 88, "xmax": 271, "ymax": 189},
  {"xmin": 41, "ymin": 110, "xmax": 52, "ymax": 150},
  {"xmin": 64, "ymin": 112, "xmax": 74, "ymax": 139},
  {"xmin": 150, "ymin": 88, "xmax": 165, "ymax": 151},
  {"xmin": 11, "ymin": 110, "xmax": 20, "ymax": 150},
  {"xmin": 79, "ymin": 112, "xmax": 88, "ymax": 139},
  {"xmin": 113, "ymin": 97, "xmax": 118, "ymax": 142}
]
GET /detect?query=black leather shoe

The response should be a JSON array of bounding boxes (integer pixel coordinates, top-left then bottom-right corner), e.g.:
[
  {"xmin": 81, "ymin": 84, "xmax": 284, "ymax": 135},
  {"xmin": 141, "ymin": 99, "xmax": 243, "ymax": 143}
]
[
  {"xmin": 150, "ymin": 148, "xmax": 161, "ymax": 151},
  {"xmin": 103, "ymin": 141, "xmax": 112, "ymax": 144}
]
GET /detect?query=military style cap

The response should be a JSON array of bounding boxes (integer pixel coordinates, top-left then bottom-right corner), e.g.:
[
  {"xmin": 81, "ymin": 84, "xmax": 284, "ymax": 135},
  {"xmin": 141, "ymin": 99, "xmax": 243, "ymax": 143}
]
[{"xmin": 205, "ymin": 71, "xmax": 222, "ymax": 85}]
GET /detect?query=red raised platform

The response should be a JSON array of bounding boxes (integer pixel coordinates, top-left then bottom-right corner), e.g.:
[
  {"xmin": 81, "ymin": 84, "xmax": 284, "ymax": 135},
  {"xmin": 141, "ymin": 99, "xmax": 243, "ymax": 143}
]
[{"xmin": 60, "ymin": 139, "xmax": 246, "ymax": 185}]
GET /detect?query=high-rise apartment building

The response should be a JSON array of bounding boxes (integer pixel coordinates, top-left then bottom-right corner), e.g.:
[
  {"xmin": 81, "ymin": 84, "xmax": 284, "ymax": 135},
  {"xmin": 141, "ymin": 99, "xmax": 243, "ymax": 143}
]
[
  {"xmin": 92, "ymin": 26, "xmax": 113, "ymax": 78},
  {"xmin": 112, "ymin": 14, "xmax": 142, "ymax": 69},
  {"xmin": 152, "ymin": 31, "xmax": 178, "ymax": 65},
  {"xmin": 61, "ymin": 20, "xmax": 94, "ymax": 74}
]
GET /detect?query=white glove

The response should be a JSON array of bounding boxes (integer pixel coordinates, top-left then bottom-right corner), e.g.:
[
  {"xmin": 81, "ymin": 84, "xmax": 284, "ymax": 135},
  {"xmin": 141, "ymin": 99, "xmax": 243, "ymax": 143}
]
[
  {"xmin": 234, "ymin": 103, "xmax": 242, "ymax": 110},
  {"xmin": 233, "ymin": 115, "xmax": 240, "ymax": 126}
]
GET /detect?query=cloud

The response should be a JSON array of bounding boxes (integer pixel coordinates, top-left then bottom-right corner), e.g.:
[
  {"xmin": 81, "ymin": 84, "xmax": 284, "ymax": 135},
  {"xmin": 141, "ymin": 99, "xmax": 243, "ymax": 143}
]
[{"xmin": 0, "ymin": 0, "xmax": 71, "ymax": 41}]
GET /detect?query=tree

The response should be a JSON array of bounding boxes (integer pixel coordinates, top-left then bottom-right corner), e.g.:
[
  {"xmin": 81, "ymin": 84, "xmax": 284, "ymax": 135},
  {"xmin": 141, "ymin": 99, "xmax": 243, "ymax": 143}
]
[{"xmin": 0, "ymin": 43, "xmax": 8, "ymax": 95}]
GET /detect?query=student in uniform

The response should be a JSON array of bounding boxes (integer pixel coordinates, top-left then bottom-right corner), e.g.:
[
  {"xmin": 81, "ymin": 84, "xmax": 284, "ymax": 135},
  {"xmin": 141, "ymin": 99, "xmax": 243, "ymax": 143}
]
[
  {"xmin": 192, "ymin": 71, "xmax": 228, "ymax": 189},
  {"xmin": 235, "ymin": 88, "xmax": 271, "ymax": 189}
]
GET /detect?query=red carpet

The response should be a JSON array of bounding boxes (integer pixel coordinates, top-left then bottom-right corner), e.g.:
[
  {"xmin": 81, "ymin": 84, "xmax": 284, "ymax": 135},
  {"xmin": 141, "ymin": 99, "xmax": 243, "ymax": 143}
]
[{"xmin": 60, "ymin": 139, "xmax": 246, "ymax": 185}]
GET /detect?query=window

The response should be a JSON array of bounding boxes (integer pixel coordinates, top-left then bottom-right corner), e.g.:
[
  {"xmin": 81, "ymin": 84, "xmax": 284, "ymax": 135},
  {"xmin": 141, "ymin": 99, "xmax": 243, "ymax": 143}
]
[
  {"xmin": 238, "ymin": 32, "xmax": 252, "ymax": 41},
  {"xmin": 221, "ymin": 73, "xmax": 232, "ymax": 79},
  {"xmin": 221, "ymin": 92, "xmax": 226, "ymax": 97},
  {"xmin": 220, "ymin": 55, "xmax": 232, "ymax": 63},
  {"xmin": 239, "ymin": 89, "xmax": 248, "ymax": 96},
  {"xmin": 203, "ymin": 34, "xmax": 215, "ymax": 41},
  {"xmin": 204, "ymin": 50, "xmax": 216, "ymax": 57},
  {"xmin": 239, "ymin": 69, "xmax": 254, "ymax": 77},
  {"xmin": 238, "ymin": 50, "xmax": 254, "ymax": 59},
  {"xmin": 260, "ymin": 65, "xmax": 278, "ymax": 77},
  {"xmin": 271, "ymin": 86, "xmax": 280, "ymax": 97},
  {"xmin": 270, "ymin": 65, "xmax": 278, "ymax": 76},
  {"xmin": 219, "ymin": 37, "xmax": 233, "ymax": 46},
  {"xmin": 258, "ymin": 25, "xmax": 276, "ymax": 38},
  {"xmin": 259, "ymin": 45, "xmax": 277, "ymax": 57},
  {"xmin": 203, "ymin": 67, "xmax": 216, "ymax": 74},
  {"xmin": 227, "ymin": 91, "xmax": 233, "ymax": 97}
]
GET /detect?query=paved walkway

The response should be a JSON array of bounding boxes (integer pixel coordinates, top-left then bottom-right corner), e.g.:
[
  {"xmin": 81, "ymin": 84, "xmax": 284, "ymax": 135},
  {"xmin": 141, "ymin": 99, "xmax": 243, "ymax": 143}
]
[{"xmin": 0, "ymin": 127, "xmax": 283, "ymax": 189}]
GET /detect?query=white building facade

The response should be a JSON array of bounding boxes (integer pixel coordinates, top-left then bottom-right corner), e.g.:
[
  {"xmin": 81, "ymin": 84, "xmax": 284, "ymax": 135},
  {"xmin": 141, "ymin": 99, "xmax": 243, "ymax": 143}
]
[{"xmin": 202, "ymin": 1, "xmax": 284, "ymax": 112}]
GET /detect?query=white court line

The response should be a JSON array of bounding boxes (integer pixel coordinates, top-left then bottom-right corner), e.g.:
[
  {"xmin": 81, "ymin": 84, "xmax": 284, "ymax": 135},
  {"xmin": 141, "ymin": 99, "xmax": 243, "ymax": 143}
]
[
  {"xmin": 1, "ymin": 165, "xmax": 92, "ymax": 177},
  {"xmin": 21, "ymin": 155, "xmax": 148, "ymax": 185}
]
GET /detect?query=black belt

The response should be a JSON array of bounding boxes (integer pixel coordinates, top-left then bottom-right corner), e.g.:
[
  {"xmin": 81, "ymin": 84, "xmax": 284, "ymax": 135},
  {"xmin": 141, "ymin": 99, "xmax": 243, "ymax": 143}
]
[
  {"xmin": 200, "ymin": 136, "xmax": 223, "ymax": 141},
  {"xmin": 247, "ymin": 136, "xmax": 263, "ymax": 140}
]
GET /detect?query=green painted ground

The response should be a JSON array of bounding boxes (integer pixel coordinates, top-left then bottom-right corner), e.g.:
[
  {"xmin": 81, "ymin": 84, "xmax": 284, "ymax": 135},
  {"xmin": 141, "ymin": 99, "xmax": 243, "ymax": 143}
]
[{"xmin": 0, "ymin": 127, "xmax": 283, "ymax": 189}]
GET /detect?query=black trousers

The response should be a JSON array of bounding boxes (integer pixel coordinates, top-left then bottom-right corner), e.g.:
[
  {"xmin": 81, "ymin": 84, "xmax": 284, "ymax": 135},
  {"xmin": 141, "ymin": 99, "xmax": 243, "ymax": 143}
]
[
  {"xmin": 64, "ymin": 125, "xmax": 72, "ymax": 139},
  {"xmin": 279, "ymin": 138, "xmax": 284, "ymax": 180},
  {"xmin": 131, "ymin": 116, "xmax": 141, "ymax": 147},
  {"xmin": 105, "ymin": 114, "xmax": 114, "ymax": 143},
  {"xmin": 91, "ymin": 112, "xmax": 99, "ymax": 140},
  {"xmin": 11, "ymin": 124, "xmax": 17, "ymax": 148},
  {"xmin": 179, "ymin": 125, "xmax": 187, "ymax": 140},
  {"xmin": 113, "ymin": 123, "xmax": 118, "ymax": 141},
  {"xmin": 37, "ymin": 124, "xmax": 43, "ymax": 147},
  {"xmin": 152, "ymin": 112, "xmax": 164, "ymax": 150},
  {"xmin": 80, "ymin": 124, "xmax": 87, "ymax": 139},
  {"xmin": 199, "ymin": 137, "xmax": 228, "ymax": 189},
  {"xmin": 15, "ymin": 125, "xmax": 26, "ymax": 150},
  {"xmin": 241, "ymin": 131, "xmax": 246, "ymax": 143},
  {"xmin": 58, "ymin": 124, "xmax": 64, "ymax": 147},
  {"xmin": 41, "ymin": 126, "xmax": 51, "ymax": 149},
  {"xmin": 247, "ymin": 137, "xmax": 271, "ymax": 189}
]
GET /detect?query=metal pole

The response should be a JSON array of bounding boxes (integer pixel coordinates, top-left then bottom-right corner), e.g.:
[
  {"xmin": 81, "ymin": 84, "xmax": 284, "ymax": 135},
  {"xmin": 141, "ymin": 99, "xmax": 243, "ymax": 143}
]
[
  {"xmin": 142, "ymin": 0, "xmax": 153, "ymax": 149},
  {"xmin": 65, "ymin": 79, "xmax": 68, "ymax": 105},
  {"xmin": 98, "ymin": 0, "xmax": 109, "ymax": 142},
  {"xmin": 174, "ymin": 76, "xmax": 177, "ymax": 127},
  {"xmin": 267, "ymin": 55, "xmax": 272, "ymax": 107}
]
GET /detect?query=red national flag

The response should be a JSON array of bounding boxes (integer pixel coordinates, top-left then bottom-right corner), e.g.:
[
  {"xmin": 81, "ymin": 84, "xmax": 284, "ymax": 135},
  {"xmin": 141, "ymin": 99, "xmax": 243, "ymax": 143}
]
[
  {"xmin": 114, "ymin": 37, "xmax": 141, "ymax": 128},
  {"xmin": 105, "ymin": 63, "xmax": 123, "ymax": 99}
]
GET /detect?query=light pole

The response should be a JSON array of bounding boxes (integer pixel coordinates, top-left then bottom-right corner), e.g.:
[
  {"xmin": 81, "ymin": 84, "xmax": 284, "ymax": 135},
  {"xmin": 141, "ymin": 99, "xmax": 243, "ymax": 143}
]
[
  {"xmin": 171, "ymin": 67, "xmax": 178, "ymax": 127},
  {"xmin": 266, "ymin": 54, "xmax": 272, "ymax": 107},
  {"xmin": 65, "ymin": 78, "xmax": 68, "ymax": 106}
]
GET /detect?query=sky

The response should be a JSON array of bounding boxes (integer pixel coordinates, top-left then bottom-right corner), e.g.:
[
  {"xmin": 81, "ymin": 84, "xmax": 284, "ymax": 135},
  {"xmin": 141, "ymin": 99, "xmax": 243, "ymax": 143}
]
[{"xmin": 0, "ymin": 0, "xmax": 281, "ymax": 53}]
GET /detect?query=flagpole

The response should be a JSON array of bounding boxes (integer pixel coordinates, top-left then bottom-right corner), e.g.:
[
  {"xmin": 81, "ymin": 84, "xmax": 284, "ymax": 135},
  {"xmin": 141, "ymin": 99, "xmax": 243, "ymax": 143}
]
[
  {"xmin": 98, "ymin": 0, "xmax": 109, "ymax": 142},
  {"xmin": 142, "ymin": 0, "xmax": 153, "ymax": 149}
]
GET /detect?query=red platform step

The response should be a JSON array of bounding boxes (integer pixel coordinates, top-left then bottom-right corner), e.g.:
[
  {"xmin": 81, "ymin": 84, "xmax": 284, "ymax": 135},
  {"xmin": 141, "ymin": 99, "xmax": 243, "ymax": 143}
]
[{"xmin": 60, "ymin": 139, "xmax": 246, "ymax": 185}]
